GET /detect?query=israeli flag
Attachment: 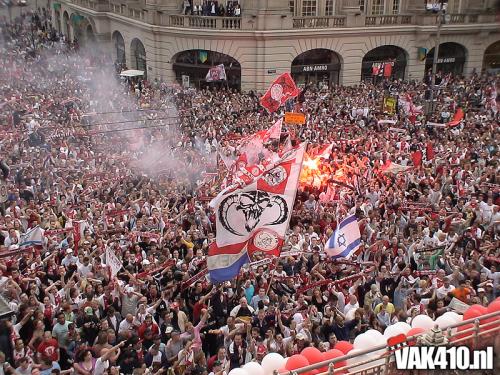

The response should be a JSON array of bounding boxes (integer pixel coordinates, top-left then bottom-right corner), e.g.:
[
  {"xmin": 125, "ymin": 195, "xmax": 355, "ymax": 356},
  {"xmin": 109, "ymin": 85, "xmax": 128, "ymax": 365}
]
[{"xmin": 325, "ymin": 215, "xmax": 361, "ymax": 260}]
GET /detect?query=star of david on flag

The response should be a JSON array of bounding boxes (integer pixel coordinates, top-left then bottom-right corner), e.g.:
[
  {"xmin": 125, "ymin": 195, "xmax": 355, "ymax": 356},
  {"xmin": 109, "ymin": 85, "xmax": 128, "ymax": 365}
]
[{"xmin": 325, "ymin": 215, "xmax": 361, "ymax": 260}]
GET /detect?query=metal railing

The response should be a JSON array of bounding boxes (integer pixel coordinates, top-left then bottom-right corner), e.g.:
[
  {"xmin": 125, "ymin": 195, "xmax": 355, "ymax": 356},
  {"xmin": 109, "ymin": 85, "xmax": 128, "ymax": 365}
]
[
  {"xmin": 365, "ymin": 14, "xmax": 413, "ymax": 26},
  {"xmin": 279, "ymin": 311, "xmax": 500, "ymax": 375},
  {"xmin": 292, "ymin": 16, "xmax": 346, "ymax": 29},
  {"xmin": 169, "ymin": 15, "xmax": 241, "ymax": 29}
]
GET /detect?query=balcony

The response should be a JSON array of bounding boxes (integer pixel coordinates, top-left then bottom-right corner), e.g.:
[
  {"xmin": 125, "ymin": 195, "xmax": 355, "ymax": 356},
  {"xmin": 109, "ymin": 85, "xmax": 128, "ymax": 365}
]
[
  {"xmin": 292, "ymin": 16, "xmax": 346, "ymax": 29},
  {"xmin": 63, "ymin": 0, "xmax": 497, "ymax": 30},
  {"xmin": 365, "ymin": 14, "xmax": 413, "ymax": 26},
  {"xmin": 71, "ymin": 0, "xmax": 109, "ymax": 11},
  {"xmin": 169, "ymin": 15, "xmax": 241, "ymax": 29}
]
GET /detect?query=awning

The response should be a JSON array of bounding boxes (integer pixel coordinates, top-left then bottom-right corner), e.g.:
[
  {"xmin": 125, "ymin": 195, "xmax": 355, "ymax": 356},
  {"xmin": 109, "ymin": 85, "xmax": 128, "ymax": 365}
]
[{"xmin": 120, "ymin": 70, "xmax": 144, "ymax": 77}]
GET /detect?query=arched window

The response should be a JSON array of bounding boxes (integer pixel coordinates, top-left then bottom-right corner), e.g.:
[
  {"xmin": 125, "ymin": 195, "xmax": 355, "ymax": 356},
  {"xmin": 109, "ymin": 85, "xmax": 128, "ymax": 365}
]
[
  {"xmin": 172, "ymin": 50, "xmax": 241, "ymax": 90},
  {"xmin": 130, "ymin": 38, "xmax": 147, "ymax": 78},
  {"xmin": 291, "ymin": 48, "xmax": 342, "ymax": 88},
  {"xmin": 112, "ymin": 31, "xmax": 126, "ymax": 66},
  {"xmin": 361, "ymin": 45, "xmax": 407, "ymax": 81},
  {"xmin": 425, "ymin": 42, "xmax": 467, "ymax": 76},
  {"xmin": 483, "ymin": 41, "xmax": 500, "ymax": 72}
]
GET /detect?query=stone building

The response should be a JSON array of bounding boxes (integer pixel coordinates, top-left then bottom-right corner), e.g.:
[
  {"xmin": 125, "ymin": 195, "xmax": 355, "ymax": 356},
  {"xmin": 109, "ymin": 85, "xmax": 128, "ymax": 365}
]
[{"xmin": 52, "ymin": 0, "xmax": 500, "ymax": 91}]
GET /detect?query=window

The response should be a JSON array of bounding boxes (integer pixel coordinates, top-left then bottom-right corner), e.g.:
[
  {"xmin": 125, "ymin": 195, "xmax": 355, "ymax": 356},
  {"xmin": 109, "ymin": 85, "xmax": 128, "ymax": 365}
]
[
  {"xmin": 391, "ymin": 0, "xmax": 399, "ymax": 14},
  {"xmin": 359, "ymin": 0, "xmax": 365, "ymax": 12},
  {"xmin": 325, "ymin": 0, "xmax": 334, "ymax": 16},
  {"xmin": 302, "ymin": 0, "xmax": 317, "ymax": 16},
  {"xmin": 290, "ymin": 0, "xmax": 295, "ymax": 15},
  {"xmin": 371, "ymin": 0, "xmax": 384, "ymax": 15}
]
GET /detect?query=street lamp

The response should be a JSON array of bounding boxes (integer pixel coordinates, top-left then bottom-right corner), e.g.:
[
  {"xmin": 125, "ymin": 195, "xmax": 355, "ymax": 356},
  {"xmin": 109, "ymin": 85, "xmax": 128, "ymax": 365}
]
[{"xmin": 427, "ymin": 0, "xmax": 448, "ymax": 114}]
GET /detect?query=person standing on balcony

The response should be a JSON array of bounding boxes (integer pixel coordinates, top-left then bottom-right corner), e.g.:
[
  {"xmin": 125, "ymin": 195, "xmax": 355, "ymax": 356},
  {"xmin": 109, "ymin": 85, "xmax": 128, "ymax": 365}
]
[
  {"xmin": 183, "ymin": 0, "xmax": 192, "ymax": 15},
  {"xmin": 234, "ymin": 4, "xmax": 241, "ymax": 17}
]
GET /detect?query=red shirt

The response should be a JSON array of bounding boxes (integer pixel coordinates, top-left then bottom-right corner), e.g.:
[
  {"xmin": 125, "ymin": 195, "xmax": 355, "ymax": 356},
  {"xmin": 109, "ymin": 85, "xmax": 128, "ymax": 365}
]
[
  {"xmin": 37, "ymin": 338, "xmax": 59, "ymax": 361},
  {"xmin": 193, "ymin": 300, "xmax": 207, "ymax": 325}
]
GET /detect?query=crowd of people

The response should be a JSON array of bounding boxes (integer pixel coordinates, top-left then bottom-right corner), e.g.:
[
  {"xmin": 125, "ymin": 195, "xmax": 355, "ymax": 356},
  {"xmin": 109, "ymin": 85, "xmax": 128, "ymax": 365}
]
[
  {"xmin": 0, "ymin": 7, "xmax": 499, "ymax": 375},
  {"xmin": 182, "ymin": 1, "xmax": 241, "ymax": 17}
]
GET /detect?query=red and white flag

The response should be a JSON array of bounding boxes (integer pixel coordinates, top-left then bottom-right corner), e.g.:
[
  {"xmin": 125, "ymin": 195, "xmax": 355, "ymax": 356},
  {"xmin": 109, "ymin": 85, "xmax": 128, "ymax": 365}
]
[
  {"xmin": 73, "ymin": 220, "xmax": 87, "ymax": 254},
  {"xmin": 237, "ymin": 118, "xmax": 283, "ymax": 165},
  {"xmin": 260, "ymin": 73, "xmax": 300, "ymax": 113},
  {"xmin": 447, "ymin": 107, "xmax": 464, "ymax": 127},
  {"xmin": 205, "ymin": 64, "xmax": 227, "ymax": 82},
  {"xmin": 207, "ymin": 143, "xmax": 306, "ymax": 282},
  {"xmin": 380, "ymin": 161, "xmax": 412, "ymax": 175}
]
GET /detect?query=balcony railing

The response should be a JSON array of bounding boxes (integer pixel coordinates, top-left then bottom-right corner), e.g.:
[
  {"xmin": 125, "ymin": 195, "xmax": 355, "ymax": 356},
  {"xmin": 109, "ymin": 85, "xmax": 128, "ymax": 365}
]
[
  {"xmin": 169, "ymin": 15, "xmax": 241, "ymax": 29},
  {"xmin": 292, "ymin": 16, "xmax": 346, "ymax": 29},
  {"xmin": 72, "ymin": 0, "xmax": 97, "ymax": 9},
  {"xmin": 365, "ymin": 14, "xmax": 413, "ymax": 26}
]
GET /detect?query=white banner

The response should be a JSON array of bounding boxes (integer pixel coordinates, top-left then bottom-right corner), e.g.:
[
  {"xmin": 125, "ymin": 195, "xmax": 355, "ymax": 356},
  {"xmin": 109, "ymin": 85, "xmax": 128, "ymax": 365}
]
[
  {"xmin": 205, "ymin": 64, "xmax": 227, "ymax": 82},
  {"xmin": 106, "ymin": 248, "xmax": 123, "ymax": 277},
  {"xmin": 280, "ymin": 250, "xmax": 302, "ymax": 258}
]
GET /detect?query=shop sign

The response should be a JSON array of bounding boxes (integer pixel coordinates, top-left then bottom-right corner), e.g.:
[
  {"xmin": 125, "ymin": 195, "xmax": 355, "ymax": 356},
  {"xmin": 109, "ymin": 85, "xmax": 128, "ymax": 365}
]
[
  {"xmin": 372, "ymin": 61, "xmax": 395, "ymax": 68},
  {"xmin": 302, "ymin": 64, "xmax": 328, "ymax": 72},
  {"xmin": 437, "ymin": 57, "xmax": 455, "ymax": 64}
]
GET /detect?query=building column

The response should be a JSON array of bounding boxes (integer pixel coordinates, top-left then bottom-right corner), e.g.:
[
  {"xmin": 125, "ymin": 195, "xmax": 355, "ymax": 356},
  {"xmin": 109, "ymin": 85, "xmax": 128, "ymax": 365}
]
[
  {"xmin": 341, "ymin": 56, "xmax": 362, "ymax": 85},
  {"xmin": 464, "ymin": 34, "xmax": 487, "ymax": 76}
]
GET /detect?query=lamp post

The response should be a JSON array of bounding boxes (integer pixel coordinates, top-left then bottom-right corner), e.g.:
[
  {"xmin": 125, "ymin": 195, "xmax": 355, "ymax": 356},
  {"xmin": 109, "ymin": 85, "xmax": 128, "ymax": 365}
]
[{"xmin": 427, "ymin": 0, "xmax": 446, "ymax": 115}]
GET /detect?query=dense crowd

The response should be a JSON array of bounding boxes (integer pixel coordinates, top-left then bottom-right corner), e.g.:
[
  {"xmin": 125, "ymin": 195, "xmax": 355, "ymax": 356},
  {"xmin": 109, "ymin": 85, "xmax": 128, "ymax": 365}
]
[
  {"xmin": 183, "ymin": 1, "xmax": 241, "ymax": 17},
  {"xmin": 0, "ymin": 8, "xmax": 499, "ymax": 375}
]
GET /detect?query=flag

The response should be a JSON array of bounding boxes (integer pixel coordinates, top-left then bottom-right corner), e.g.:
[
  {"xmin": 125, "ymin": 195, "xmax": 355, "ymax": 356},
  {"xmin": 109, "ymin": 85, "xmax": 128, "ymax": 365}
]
[
  {"xmin": 207, "ymin": 143, "xmax": 306, "ymax": 282},
  {"xmin": 237, "ymin": 118, "xmax": 283, "ymax": 167},
  {"xmin": 325, "ymin": 215, "xmax": 361, "ymax": 260},
  {"xmin": 199, "ymin": 50, "xmax": 208, "ymax": 63},
  {"xmin": 383, "ymin": 62, "xmax": 393, "ymax": 77},
  {"xmin": 380, "ymin": 161, "xmax": 412, "ymax": 175},
  {"xmin": 426, "ymin": 142, "xmax": 435, "ymax": 160},
  {"xmin": 447, "ymin": 107, "xmax": 464, "ymax": 127},
  {"xmin": 20, "ymin": 226, "xmax": 44, "ymax": 248},
  {"xmin": 205, "ymin": 64, "xmax": 227, "ymax": 82},
  {"xmin": 260, "ymin": 73, "xmax": 300, "ymax": 113},
  {"xmin": 372, "ymin": 63, "xmax": 382, "ymax": 76},
  {"xmin": 315, "ymin": 143, "xmax": 334, "ymax": 160},
  {"xmin": 411, "ymin": 150, "xmax": 423, "ymax": 167},
  {"xmin": 73, "ymin": 220, "xmax": 87, "ymax": 253}
]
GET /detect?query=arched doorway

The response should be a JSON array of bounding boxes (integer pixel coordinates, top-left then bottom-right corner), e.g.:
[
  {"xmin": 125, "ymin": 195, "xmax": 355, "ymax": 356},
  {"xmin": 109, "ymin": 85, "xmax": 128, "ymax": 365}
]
[
  {"xmin": 86, "ymin": 24, "xmax": 95, "ymax": 44},
  {"xmin": 425, "ymin": 42, "xmax": 467, "ymax": 76},
  {"xmin": 63, "ymin": 11, "xmax": 70, "ymax": 39},
  {"xmin": 112, "ymin": 31, "xmax": 126, "ymax": 67},
  {"xmin": 291, "ymin": 49, "xmax": 342, "ymax": 88},
  {"xmin": 483, "ymin": 41, "xmax": 500, "ymax": 73},
  {"xmin": 70, "ymin": 13, "xmax": 85, "ymax": 42},
  {"xmin": 172, "ymin": 50, "xmax": 241, "ymax": 90},
  {"xmin": 361, "ymin": 45, "xmax": 408, "ymax": 81},
  {"xmin": 131, "ymin": 38, "xmax": 147, "ymax": 78},
  {"xmin": 54, "ymin": 10, "xmax": 61, "ymax": 33}
]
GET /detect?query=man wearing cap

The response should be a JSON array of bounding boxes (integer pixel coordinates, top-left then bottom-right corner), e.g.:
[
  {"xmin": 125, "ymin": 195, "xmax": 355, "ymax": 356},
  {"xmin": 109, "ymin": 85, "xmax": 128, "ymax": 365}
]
[
  {"xmin": 117, "ymin": 283, "xmax": 143, "ymax": 317},
  {"xmin": 61, "ymin": 248, "xmax": 78, "ymax": 268},
  {"xmin": 208, "ymin": 359, "xmax": 227, "ymax": 375},
  {"xmin": 165, "ymin": 330, "xmax": 183, "ymax": 366},
  {"xmin": 207, "ymin": 347, "xmax": 228, "ymax": 373}
]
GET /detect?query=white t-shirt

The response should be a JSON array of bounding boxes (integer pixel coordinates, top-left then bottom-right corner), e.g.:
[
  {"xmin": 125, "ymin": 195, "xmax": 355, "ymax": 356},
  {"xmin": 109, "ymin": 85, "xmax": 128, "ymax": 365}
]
[{"xmin": 94, "ymin": 357, "xmax": 109, "ymax": 375}]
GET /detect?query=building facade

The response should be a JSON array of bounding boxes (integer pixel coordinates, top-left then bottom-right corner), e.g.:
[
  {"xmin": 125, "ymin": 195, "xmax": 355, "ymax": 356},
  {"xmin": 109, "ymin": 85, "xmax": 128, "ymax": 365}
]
[{"xmin": 52, "ymin": 0, "xmax": 500, "ymax": 91}]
